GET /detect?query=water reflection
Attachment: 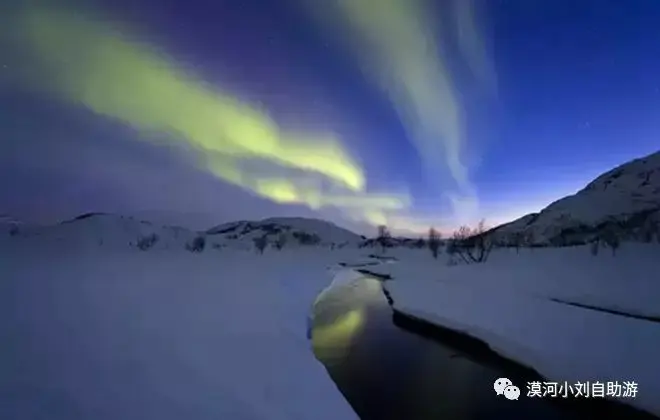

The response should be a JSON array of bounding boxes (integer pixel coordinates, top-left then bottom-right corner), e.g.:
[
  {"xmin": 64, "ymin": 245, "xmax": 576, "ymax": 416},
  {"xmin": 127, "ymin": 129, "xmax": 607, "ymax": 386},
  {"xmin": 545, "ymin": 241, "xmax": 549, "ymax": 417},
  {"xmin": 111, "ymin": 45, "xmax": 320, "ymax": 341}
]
[
  {"xmin": 311, "ymin": 276, "xmax": 576, "ymax": 420},
  {"xmin": 312, "ymin": 278, "xmax": 382, "ymax": 362}
]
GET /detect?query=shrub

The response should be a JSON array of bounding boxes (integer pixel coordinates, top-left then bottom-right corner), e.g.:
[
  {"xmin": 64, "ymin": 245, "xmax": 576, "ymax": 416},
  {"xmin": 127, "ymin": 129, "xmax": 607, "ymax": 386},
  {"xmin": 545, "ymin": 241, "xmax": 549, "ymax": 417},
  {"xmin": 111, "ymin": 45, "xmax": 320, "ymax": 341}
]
[
  {"xmin": 137, "ymin": 233, "xmax": 159, "ymax": 251},
  {"xmin": 600, "ymin": 227, "xmax": 621, "ymax": 256},
  {"xmin": 639, "ymin": 219, "xmax": 659, "ymax": 243},
  {"xmin": 428, "ymin": 227, "xmax": 441, "ymax": 259},
  {"xmin": 186, "ymin": 235, "xmax": 206, "ymax": 253},
  {"xmin": 273, "ymin": 233, "xmax": 287, "ymax": 250},
  {"xmin": 293, "ymin": 232, "xmax": 321, "ymax": 246},
  {"xmin": 446, "ymin": 240, "xmax": 458, "ymax": 255},
  {"xmin": 253, "ymin": 236, "xmax": 267, "ymax": 254}
]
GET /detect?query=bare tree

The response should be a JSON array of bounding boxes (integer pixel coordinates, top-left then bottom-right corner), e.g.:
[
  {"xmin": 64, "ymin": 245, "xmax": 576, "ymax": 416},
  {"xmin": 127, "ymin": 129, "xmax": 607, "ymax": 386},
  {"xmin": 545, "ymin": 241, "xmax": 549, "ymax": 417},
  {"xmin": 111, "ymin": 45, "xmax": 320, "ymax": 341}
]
[
  {"xmin": 452, "ymin": 226, "xmax": 474, "ymax": 264},
  {"xmin": 509, "ymin": 230, "xmax": 534, "ymax": 253},
  {"xmin": 510, "ymin": 232, "xmax": 523, "ymax": 254},
  {"xmin": 640, "ymin": 218, "xmax": 659, "ymax": 243},
  {"xmin": 253, "ymin": 236, "xmax": 267, "ymax": 254},
  {"xmin": 451, "ymin": 220, "xmax": 494, "ymax": 264},
  {"xmin": 428, "ymin": 227, "xmax": 441, "ymax": 259},
  {"xmin": 377, "ymin": 225, "xmax": 391, "ymax": 253},
  {"xmin": 273, "ymin": 233, "xmax": 287, "ymax": 250},
  {"xmin": 601, "ymin": 227, "xmax": 621, "ymax": 256}
]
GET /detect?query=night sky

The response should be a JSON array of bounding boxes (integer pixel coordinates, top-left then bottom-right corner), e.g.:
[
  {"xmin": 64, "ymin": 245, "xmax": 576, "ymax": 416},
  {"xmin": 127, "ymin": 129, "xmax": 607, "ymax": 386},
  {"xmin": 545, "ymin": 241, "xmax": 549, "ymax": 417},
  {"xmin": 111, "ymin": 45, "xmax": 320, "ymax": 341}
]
[{"xmin": 2, "ymin": 0, "xmax": 659, "ymax": 234}]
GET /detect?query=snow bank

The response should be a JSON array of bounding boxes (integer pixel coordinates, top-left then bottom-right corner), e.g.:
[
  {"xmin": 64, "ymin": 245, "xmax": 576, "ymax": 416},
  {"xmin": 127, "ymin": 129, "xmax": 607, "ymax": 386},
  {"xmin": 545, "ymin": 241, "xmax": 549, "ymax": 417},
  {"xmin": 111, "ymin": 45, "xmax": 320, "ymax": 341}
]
[
  {"xmin": 384, "ymin": 245, "xmax": 660, "ymax": 417},
  {"xmin": 395, "ymin": 244, "xmax": 660, "ymax": 318},
  {"xmin": 316, "ymin": 269, "xmax": 365, "ymax": 299},
  {"xmin": 0, "ymin": 248, "xmax": 357, "ymax": 420}
]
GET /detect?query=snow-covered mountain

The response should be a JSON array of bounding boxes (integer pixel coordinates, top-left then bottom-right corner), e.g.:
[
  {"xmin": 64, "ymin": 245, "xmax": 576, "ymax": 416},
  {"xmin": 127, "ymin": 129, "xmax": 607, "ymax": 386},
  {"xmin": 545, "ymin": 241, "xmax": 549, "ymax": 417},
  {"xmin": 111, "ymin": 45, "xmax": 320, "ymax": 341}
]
[
  {"xmin": 206, "ymin": 217, "xmax": 363, "ymax": 249},
  {"xmin": 491, "ymin": 150, "xmax": 660, "ymax": 245},
  {"xmin": 4, "ymin": 212, "xmax": 200, "ymax": 250},
  {"xmin": 3, "ymin": 213, "xmax": 364, "ymax": 250}
]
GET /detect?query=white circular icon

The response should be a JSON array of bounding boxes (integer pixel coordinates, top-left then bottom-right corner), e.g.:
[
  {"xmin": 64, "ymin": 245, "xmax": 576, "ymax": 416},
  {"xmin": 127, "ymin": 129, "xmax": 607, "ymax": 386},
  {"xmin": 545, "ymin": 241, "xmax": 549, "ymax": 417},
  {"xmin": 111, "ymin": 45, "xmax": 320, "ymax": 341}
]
[
  {"xmin": 494, "ymin": 377, "xmax": 513, "ymax": 395},
  {"xmin": 503, "ymin": 384, "xmax": 521, "ymax": 400}
]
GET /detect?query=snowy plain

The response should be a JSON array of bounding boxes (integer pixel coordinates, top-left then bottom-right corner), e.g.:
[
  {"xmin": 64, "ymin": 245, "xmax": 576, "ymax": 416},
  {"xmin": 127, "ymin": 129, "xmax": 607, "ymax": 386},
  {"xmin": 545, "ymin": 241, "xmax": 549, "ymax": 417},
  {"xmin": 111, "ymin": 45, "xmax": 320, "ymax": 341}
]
[
  {"xmin": 0, "ymin": 245, "xmax": 359, "ymax": 420},
  {"xmin": 381, "ymin": 244, "xmax": 660, "ymax": 417},
  {"xmin": 3, "ymin": 212, "xmax": 660, "ymax": 419}
]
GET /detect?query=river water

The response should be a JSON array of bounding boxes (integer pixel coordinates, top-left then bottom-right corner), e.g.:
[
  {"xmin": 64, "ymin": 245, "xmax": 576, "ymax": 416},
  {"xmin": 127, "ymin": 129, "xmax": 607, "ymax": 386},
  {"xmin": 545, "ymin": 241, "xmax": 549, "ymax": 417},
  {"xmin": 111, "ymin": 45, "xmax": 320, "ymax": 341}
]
[{"xmin": 310, "ymin": 275, "xmax": 578, "ymax": 420}]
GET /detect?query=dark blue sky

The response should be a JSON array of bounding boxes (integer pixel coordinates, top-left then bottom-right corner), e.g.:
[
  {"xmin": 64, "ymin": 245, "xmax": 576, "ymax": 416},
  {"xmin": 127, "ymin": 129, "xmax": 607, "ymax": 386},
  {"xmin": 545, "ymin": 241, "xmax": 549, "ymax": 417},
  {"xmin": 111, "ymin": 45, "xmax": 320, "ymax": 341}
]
[{"xmin": 1, "ymin": 0, "xmax": 659, "ymax": 233}]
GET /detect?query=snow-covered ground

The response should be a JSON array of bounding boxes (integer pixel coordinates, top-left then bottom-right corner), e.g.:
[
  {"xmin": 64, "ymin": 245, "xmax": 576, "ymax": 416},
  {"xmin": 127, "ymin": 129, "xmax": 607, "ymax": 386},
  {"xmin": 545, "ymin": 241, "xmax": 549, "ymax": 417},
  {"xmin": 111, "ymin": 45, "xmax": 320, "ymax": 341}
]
[
  {"xmin": 0, "ymin": 246, "xmax": 358, "ymax": 420},
  {"xmin": 383, "ymin": 244, "xmax": 660, "ymax": 417},
  {"xmin": 4, "ymin": 205, "xmax": 659, "ymax": 418}
]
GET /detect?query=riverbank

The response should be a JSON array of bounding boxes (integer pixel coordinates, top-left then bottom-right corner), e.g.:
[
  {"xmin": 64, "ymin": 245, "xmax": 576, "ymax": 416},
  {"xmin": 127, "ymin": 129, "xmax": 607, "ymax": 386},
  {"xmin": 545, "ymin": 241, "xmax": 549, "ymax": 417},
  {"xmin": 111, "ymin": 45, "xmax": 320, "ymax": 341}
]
[
  {"xmin": 388, "ymin": 304, "xmax": 657, "ymax": 420},
  {"xmin": 378, "ymin": 244, "xmax": 660, "ymax": 419},
  {"xmin": 312, "ymin": 274, "xmax": 583, "ymax": 420},
  {"xmin": 1, "ymin": 248, "xmax": 359, "ymax": 420}
]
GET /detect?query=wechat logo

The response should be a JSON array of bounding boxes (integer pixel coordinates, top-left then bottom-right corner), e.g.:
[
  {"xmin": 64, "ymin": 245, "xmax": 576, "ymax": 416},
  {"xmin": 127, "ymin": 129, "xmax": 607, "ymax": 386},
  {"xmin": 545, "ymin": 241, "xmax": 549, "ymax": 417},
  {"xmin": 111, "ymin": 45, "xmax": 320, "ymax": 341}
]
[{"xmin": 494, "ymin": 377, "xmax": 520, "ymax": 400}]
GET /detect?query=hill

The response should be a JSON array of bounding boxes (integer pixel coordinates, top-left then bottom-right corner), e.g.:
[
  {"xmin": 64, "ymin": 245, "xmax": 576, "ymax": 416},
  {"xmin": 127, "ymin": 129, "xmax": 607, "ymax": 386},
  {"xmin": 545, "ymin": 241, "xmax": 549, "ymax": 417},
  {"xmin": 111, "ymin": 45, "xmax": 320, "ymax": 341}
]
[
  {"xmin": 490, "ymin": 150, "xmax": 660, "ymax": 246},
  {"xmin": 3, "ymin": 213, "xmax": 364, "ymax": 251},
  {"xmin": 206, "ymin": 217, "xmax": 363, "ymax": 249},
  {"xmin": 3, "ymin": 213, "xmax": 199, "ymax": 250}
]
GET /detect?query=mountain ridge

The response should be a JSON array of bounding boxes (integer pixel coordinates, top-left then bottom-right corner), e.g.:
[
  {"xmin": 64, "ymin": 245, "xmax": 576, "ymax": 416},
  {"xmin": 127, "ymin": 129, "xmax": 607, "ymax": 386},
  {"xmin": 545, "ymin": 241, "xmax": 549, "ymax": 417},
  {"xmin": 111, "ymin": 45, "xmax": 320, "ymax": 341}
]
[
  {"xmin": 489, "ymin": 150, "xmax": 660, "ymax": 245},
  {"xmin": 3, "ymin": 213, "xmax": 364, "ymax": 250}
]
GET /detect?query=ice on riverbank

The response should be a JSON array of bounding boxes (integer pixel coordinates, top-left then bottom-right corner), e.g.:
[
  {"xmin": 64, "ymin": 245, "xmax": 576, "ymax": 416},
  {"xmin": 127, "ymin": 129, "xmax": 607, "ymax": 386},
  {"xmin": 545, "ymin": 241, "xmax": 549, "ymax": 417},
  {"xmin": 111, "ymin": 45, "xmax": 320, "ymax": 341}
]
[{"xmin": 384, "ymin": 244, "xmax": 660, "ymax": 417}]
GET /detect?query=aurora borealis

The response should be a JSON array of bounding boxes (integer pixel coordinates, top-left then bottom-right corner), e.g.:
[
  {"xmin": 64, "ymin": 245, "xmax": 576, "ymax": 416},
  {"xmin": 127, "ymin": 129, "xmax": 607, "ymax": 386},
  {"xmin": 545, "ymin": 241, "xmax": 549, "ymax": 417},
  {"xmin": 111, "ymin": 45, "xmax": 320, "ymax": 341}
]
[{"xmin": 2, "ymin": 0, "xmax": 659, "ymax": 234}]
